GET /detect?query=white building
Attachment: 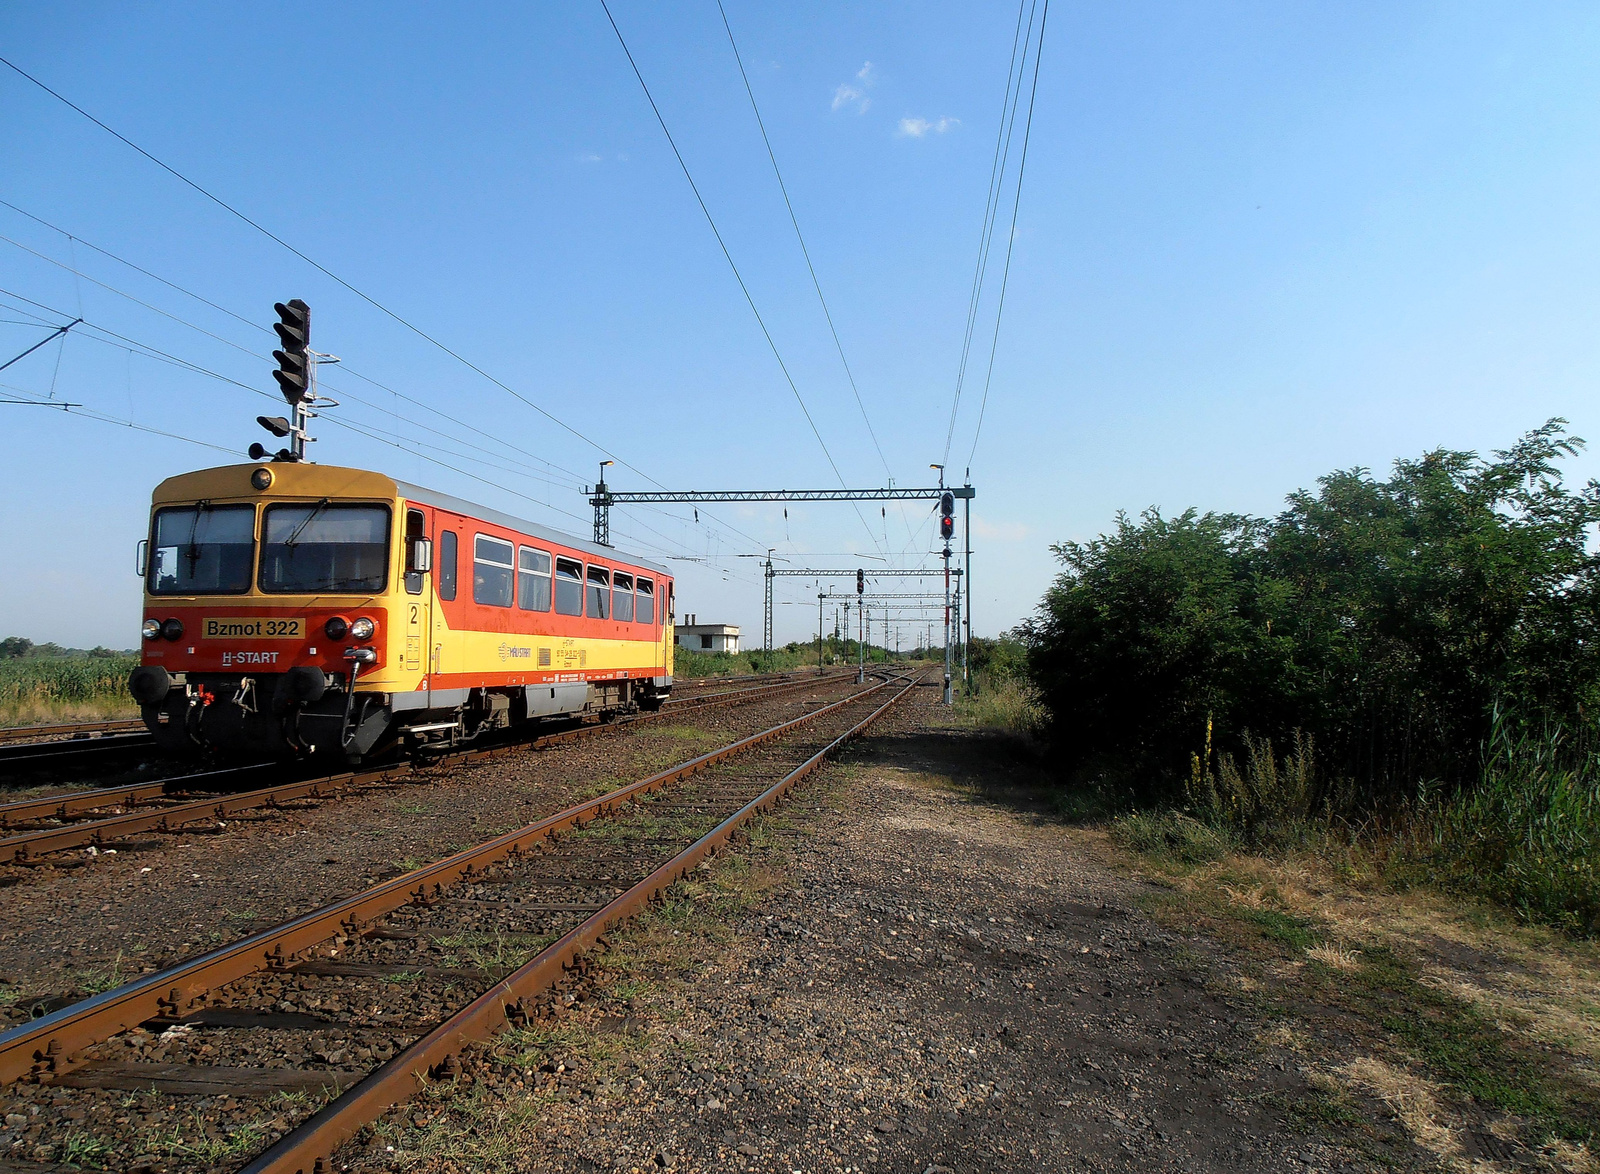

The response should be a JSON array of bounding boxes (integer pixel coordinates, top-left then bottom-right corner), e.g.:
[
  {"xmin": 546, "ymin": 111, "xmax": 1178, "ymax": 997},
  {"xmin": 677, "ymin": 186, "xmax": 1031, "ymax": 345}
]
[{"xmin": 676, "ymin": 615, "xmax": 741, "ymax": 654}]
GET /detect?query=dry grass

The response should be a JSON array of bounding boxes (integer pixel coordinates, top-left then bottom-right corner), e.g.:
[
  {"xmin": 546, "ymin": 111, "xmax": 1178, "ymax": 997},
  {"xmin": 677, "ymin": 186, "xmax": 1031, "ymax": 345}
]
[{"xmin": 1335, "ymin": 1056, "xmax": 1462, "ymax": 1163}]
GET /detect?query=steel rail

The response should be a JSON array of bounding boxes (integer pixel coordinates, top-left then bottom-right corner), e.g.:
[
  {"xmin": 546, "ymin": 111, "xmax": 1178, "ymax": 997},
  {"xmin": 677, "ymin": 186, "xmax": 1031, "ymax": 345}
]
[
  {"xmin": 0, "ymin": 675, "xmax": 900, "ymax": 1086},
  {"xmin": 0, "ymin": 672, "xmax": 841, "ymax": 861},
  {"xmin": 0, "ymin": 764, "xmax": 279, "ymax": 829},
  {"xmin": 243, "ymin": 671, "xmax": 920, "ymax": 1174},
  {"xmin": 0, "ymin": 732, "xmax": 156, "ymax": 766},
  {"xmin": 0, "ymin": 719, "xmax": 144, "ymax": 745}
]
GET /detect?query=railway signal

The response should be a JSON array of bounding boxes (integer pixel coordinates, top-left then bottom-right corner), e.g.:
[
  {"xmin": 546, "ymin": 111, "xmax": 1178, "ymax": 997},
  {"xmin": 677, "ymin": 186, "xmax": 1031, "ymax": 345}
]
[
  {"xmin": 272, "ymin": 299, "xmax": 312, "ymax": 405},
  {"xmin": 939, "ymin": 491, "xmax": 956, "ymax": 541}
]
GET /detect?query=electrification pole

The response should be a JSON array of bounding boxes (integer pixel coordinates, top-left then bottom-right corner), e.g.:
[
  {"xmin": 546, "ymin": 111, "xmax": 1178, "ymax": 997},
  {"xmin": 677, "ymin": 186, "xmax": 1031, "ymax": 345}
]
[
  {"xmin": 856, "ymin": 568, "xmax": 865, "ymax": 684},
  {"xmin": 816, "ymin": 592, "xmax": 824, "ymax": 676},
  {"xmin": 933, "ymin": 464, "xmax": 953, "ymax": 705},
  {"xmin": 592, "ymin": 461, "xmax": 614, "ymax": 547},
  {"xmin": 963, "ymin": 479, "xmax": 973, "ymax": 693},
  {"xmin": 762, "ymin": 550, "xmax": 775, "ymax": 651}
]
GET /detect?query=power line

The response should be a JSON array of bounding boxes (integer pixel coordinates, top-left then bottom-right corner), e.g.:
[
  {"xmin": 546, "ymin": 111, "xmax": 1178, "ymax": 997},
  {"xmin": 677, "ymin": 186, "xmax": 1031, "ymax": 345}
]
[
  {"xmin": 595, "ymin": 0, "xmax": 886, "ymax": 561},
  {"xmin": 715, "ymin": 0, "xmax": 892, "ymax": 484},
  {"xmin": 0, "ymin": 288, "xmax": 754, "ymax": 576},
  {"xmin": 967, "ymin": 0, "xmax": 1049, "ymax": 470},
  {"xmin": 944, "ymin": 0, "xmax": 1035, "ymax": 465},
  {"xmin": 0, "ymin": 208, "xmax": 772, "ymax": 554},
  {"xmin": 0, "ymin": 54, "xmax": 716, "ymax": 511}
]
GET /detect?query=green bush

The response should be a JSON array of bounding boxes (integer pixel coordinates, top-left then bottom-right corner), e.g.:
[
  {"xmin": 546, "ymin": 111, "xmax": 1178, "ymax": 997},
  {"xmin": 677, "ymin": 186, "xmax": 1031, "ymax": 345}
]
[{"xmin": 1022, "ymin": 421, "xmax": 1600, "ymax": 805}]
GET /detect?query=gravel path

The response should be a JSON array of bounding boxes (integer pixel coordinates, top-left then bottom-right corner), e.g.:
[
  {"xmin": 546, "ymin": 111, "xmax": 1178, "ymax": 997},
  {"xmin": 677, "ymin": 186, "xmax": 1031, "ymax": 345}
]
[{"xmin": 354, "ymin": 689, "xmax": 1386, "ymax": 1174}]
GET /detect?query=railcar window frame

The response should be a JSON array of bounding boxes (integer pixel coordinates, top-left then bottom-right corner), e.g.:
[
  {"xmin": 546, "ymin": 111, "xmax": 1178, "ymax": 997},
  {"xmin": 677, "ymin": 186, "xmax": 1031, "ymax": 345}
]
[
  {"xmin": 636, "ymin": 577, "xmax": 655, "ymax": 626},
  {"xmin": 586, "ymin": 565, "xmax": 610, "ymax": 620},
  {"xmin": 517, "ymin": 546, "xmax": 552, "ymax": 612},
  {"xmin": 612, "ymin": 572, "xmax": 634, "ymax": 623},
  {"xmin": 472, "ymin": 533, "xmax": 515, "ymax": 608},
  {"xmin": 404, "ymin": 509, "xmax": 426, "ymax": 596},
  {"xmin": 258, "ymin": 502, "xmax": 391, "ymax": 595},
  {"xmin": 554, "ymin": 556, "xmax": 583, "ymax": 616},
  {"xmin": 439, "ymin": 531, "xmax": 458, "ymax": 601},
  {"xmin": 147, "ymin": 502, "xmax": 257, "ymax": 596}
]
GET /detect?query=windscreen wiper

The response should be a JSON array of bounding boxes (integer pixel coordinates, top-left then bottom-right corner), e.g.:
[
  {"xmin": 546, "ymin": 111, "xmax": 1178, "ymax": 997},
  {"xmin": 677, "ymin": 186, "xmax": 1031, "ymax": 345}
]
[
  {"xmin": 183, "ymin": 500, "xmax": 211, "ymax": 573},
  {"xmin": 282, "ymin": 498, "xmax": 331, "ymax": 550}
]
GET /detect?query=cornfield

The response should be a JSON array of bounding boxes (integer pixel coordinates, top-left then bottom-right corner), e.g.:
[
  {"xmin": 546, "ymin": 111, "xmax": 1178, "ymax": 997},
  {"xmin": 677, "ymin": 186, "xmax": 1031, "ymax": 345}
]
[{"xmin": 0, "ymin": 656, "xmax": 138, "ymax": 725}]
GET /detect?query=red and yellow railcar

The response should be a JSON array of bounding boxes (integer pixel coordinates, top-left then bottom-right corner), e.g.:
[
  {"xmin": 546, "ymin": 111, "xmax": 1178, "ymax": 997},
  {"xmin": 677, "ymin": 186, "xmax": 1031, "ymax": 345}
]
[{"xmin": 128, "ymin": 462, "xmax": 675, "ymax": 760}]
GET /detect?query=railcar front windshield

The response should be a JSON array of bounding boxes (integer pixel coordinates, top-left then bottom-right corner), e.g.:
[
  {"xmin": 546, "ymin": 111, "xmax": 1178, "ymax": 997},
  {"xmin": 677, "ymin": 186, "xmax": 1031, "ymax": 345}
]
[
  {"xmin": 260, "ymin": 503, "xmax": 391, "ymax": 594},
  {"xmin": 148, "ymin": 503, "xmax": 256, "ymax": 595}
]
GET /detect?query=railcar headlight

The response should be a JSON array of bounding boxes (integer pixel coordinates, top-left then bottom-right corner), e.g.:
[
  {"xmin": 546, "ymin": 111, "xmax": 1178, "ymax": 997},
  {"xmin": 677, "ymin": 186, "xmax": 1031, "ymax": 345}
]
[
  {"xmin": 161, "ymin": 618, "xmax": 184, "ymax": 641},
  {"xmin": 349, "ymin": 616, "xmax": 376, "ymax": 641},
  {"xmin": 323, "ymin": 616, "xmax": 350, "ymax": 640},
  {"xmin": 141, "ymin": 618, "xmax": 162, "ymax": 641},
  {"xmin": 250, "ymin": 467, "xmax": 274, "ymax": 491}
]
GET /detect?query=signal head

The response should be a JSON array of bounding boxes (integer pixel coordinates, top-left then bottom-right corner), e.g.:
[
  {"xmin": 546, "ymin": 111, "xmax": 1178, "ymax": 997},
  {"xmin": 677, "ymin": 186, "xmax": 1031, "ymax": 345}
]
[
  {"xmin": 272, "ymin": 299, "xmax": 310, "ymax": 352},
  {"xmin": 256, "ymin": 415, "xmax": 292, "ymax": 438},
  {"xmin": 273, "ymin": 349, "xmax": 310, "ymax": 404},
  {"xmin": 939, "ymin": 491, "xmax": 955, "ymax": 517},
  {"xmin": 939, "ymin": 515, "xmax": 955, "ymax": 540}
]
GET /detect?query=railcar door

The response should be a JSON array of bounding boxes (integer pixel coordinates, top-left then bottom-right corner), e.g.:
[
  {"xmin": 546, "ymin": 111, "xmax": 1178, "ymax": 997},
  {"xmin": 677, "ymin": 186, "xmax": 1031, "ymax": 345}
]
[
  {"xmin": 431, "ymin": 525, "xmax": 460, "ymax": 705},
  {"xmin": 400, "ymin": 508, "xmax": 434, "ymax": 705}
]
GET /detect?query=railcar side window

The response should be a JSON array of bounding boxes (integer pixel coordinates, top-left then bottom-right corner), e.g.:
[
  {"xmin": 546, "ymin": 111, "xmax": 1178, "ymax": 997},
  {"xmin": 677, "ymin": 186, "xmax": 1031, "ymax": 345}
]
[
  {"xmin": 260, "ymin": 503, "xmax": 390, "ymax": 594},
  {"xmin": 148, "ymin": 503, "xmax": 255, "ymax": 595},
  {"xmin": 473, "ymin": 534, "xmax": 514, "ymax": 607},
  {"xmin": 439, "ymin": 531, "xmax": 458, "ymax": 601},
  {"xmin": 554, "ymin": 557, "xmax": 583, "ymax": 616},
  {"xmin": 518, "ymin": 547, "xmax": 552, "ymax": 612},
  {"xmin": 587, "ymin": 565, "xmax": 610, "ymax": 620},
  {"xmin": 613, "ymin": 573, "xmax": 634, "ymax": 623},
  {"xmin": 636, "ymin": 578, "xmax": 655, "ymax": 626}
]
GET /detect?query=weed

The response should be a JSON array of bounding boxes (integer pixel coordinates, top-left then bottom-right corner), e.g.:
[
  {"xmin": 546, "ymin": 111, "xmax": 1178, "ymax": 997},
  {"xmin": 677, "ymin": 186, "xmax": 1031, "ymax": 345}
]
[
  {"xmin": 71, "ymin": 952, "xmax": 126, "ymax": 995},
  {"xmin": 1112, "ymin": 810, "xmax": 1229, "ymax": 863},
  {"xmin": 58, "ymin": 1130, "xmax": 115, "ymax": 1168}
]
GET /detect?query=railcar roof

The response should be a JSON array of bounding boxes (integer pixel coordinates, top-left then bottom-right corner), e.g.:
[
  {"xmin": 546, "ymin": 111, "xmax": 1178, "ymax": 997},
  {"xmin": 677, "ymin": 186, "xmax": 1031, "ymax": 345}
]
[
  {"xmin": 395, "ymin": 479, "xmax": 670, "ymax": 578},
  {"xmin": 151, "ymin": 464, "xmax": 670, "ymax": 579}
]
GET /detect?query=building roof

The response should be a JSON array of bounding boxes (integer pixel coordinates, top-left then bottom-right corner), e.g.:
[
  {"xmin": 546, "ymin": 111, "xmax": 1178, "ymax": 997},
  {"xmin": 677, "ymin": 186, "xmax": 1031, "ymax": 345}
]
[{"xmin": 676, "ymin": 623, "xmax": 740, "ymax": 634}]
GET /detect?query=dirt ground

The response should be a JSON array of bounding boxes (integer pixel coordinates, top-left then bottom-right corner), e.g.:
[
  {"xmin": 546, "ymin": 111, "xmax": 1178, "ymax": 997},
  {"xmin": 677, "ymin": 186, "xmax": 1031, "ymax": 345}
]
[{"xmin": 360, "ymin": 689, "xmax": 1532, "ymax": 1174}]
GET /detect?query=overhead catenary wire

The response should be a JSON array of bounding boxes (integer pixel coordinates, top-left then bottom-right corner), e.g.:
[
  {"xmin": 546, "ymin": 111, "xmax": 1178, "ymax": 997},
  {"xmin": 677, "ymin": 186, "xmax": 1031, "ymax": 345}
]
[
  {"xmin": 0, "ymin": 54, "xmax": 768, "ymax": 555},
  {"xmin": 944, "ymin": 0, "xmax": 1035, "ymax": 466},
  {"xmin": 0, "ymin": 291, "xmax": 757, "ymax": 578},
  {"xmin": 715, "ymin": 0, "xmax": 892, "ymax": 485},
  {"xmin": 966, "ymin": 0, "xmax": 1049, "ymax": 470},
  {"xmin": 0, "ymin": 205, "xmax": 771, "ymax": 552},
  {"xmin": 595, "ymin": 0, "xmax": 888, "ymax": 562}
]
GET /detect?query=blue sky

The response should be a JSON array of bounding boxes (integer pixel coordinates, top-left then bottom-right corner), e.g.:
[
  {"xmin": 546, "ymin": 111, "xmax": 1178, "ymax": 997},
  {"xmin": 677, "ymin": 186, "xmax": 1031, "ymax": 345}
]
[{"xmin": 2, "ymin": 2, "xmax": 1598, "ymax": 650}]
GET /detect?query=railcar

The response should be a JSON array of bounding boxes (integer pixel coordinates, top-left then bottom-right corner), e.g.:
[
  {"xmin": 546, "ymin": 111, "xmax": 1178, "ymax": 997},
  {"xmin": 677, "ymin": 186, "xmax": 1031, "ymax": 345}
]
[{"xmin": 127, "ymin": 462, "xmax": 675, "ymax": 761}]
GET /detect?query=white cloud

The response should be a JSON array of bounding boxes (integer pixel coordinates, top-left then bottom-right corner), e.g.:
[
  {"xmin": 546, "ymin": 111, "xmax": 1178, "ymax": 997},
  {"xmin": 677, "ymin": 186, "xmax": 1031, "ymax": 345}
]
[
  {"xmin": 579, "ymin": 153, "xmax": 603, "ymax": 164},
  {"xmin": 831, "ymin": 61, "xmax": 874, "ymax": 114},
  {"xmin": 897, "ymin": 116, "xmax": 959, "ymax": 138}
]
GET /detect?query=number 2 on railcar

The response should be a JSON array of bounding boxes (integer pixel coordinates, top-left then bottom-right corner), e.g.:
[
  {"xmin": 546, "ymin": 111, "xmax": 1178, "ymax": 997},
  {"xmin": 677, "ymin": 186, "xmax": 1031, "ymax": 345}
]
[{"xmin": 127, "ymin": 462, "xmax": 675, "ymax": 761}]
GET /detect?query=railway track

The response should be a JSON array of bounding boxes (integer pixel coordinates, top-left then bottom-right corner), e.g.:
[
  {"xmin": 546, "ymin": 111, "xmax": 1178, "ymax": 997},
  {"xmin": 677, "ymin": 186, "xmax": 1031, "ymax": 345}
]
[
  {"xmin": 0, "ymin": 670, "xmax": 856, "ymax": 864},
  {"xmin": 0, "ymin": 719, "xmax": 144, "ymax": 746},
  {"xmin": 0, "ymin": 670, "xmax": 919, "ymax": 1172}
]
